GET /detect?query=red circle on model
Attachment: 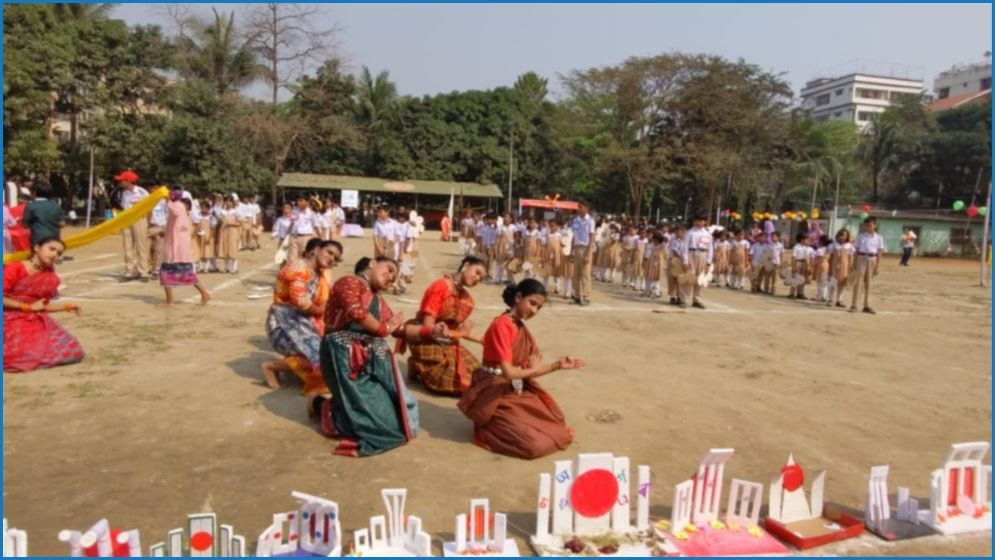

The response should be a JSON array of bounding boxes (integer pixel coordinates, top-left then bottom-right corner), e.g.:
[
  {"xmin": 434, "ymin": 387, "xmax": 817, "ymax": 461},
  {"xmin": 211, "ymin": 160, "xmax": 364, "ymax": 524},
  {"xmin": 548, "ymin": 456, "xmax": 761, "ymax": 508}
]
[
  {"xmin": 570, "ymin": 468, "xmax": 619, "ymax": 518},
  {"xmin": 82, "ymin": 529, "xmax": 130, "ymax": 557},
  {"xmin": 190, "ymin": 531, "xmax": 214, "ymax": 552},
  {"xmin": 781, "ymin": 463, "xmax": 805, "ymax": 492}
]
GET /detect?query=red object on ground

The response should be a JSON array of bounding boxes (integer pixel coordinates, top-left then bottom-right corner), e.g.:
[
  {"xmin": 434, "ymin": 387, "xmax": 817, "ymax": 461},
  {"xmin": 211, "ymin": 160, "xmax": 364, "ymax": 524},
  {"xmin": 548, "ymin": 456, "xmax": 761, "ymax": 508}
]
[
  {"xmin": 189, "ymin": 530, "xmax": 214, "ymax": 552},
  {"xmin": 82, "ymin": 529, "xmax": 130, "ymax": 557},
  {"xmin": 763, "ymin": 510, "xmax": 864, "ymax": 550},
  {"xmin": 569, "ymin": 468, "xmax": 619, "ymax": 518},
  {"xmin": 781, "ymin": 463, "xmax": 805, "ymax": 492}
]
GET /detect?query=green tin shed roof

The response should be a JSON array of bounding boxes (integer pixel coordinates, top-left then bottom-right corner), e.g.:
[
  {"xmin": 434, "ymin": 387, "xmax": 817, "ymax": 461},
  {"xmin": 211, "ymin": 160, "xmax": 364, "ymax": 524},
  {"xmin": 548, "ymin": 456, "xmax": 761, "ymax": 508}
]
[{"xmin": 277, "ymin": 173, "xmax": 502, "ymax": 198}]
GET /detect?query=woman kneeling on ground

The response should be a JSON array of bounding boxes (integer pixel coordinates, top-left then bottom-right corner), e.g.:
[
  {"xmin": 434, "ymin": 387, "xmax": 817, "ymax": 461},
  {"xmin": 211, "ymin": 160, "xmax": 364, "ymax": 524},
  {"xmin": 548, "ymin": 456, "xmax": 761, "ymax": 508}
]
[
  {"xmin": 310, "ymin": 256, "xmax": 419, "ymax": 457},
  {"xmin": 3, "ymin": 237, "xmax": 84, "ymax": 372},
  {"xmin": 262, "ymin": 238, "xmax": 343, "ymax": 392},
  {"xmin": 458, "ymin": 279, "xmax": 584, "ymax": 460},
  {"xmin": 400, "ymin": 256, "xmax": 487, "ymax": 395}
]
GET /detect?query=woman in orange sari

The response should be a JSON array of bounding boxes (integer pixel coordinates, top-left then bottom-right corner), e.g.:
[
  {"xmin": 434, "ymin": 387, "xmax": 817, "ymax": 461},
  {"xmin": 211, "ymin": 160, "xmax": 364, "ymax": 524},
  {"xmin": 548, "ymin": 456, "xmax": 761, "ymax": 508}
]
[
  {"xmin": 458, "ymin": 279, "xmax": 585, "ymax": 459},
  {"xmin": 261, "ymin": 239, "xmax": 343, "ymax": 392},
  {"xmin": 3, "ymin": 237, "xmax": 84, "ymax": 372},
  {"xmin": 401, "ymin": 256, "xmax": 486, "ymax": 395}
]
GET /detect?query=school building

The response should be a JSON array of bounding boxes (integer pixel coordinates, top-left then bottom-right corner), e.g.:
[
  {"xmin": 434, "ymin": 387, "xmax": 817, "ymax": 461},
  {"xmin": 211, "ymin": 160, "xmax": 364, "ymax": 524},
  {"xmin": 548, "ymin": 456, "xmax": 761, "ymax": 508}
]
[{"xmin": 834, "ymin": 208, "xmax": 989, "ymax": 256}]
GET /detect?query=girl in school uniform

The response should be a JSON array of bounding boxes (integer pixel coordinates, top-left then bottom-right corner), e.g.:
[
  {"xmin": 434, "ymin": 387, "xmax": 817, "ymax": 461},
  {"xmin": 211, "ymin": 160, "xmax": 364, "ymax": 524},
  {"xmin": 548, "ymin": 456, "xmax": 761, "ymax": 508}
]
[
  {"xmin": 544, "ymin": 221, "xmax": 565, "ymax": 295},
  {"xmin": 217, "ymin": 197, "xmax": 242, "ymax": 274},
  {"xmin": 827, "ymin": 228, "xmax": 855, "ymax": 308},
  {"xmin": 561, "ymin": 227, "xmax": 574, "ymax": 299},
  {"xmin": 643, "ymin": 231, "xmax": 666, "ymax": 298},
  {"xmin": 604, "ymin": 224, "xmax": 621, "ymax": 284},
  {"xmin": 620, "ymin": 226, "xmax": 637, "ymax": 288},
  {"xmin": 632, "ymin": 227, "xmax": 647, "ymax": 292},
  {"xmin": 194, "ymin": 200, "xmax": 216, "ymax": 273},
  {"xmin": 728, "ymin": 229, "xmax": 750, "ymax": 290},
  {"xmin": 523, "ymin": 219, "xmax": 542, "ymax": 279},
  {"xmin": 713, "ymin": 230, "xmax": 731, "ymax": 287},
  {"xmin": 666, "ymin": 225, "xmax": 687, "ymax": 306},
  {"xmin": 788, "ymin": 233, "xmax": 815, "ymax": 300},
  {"xmin": 813, "ymin": 234, "xmax": 832, "ymax": 302}
]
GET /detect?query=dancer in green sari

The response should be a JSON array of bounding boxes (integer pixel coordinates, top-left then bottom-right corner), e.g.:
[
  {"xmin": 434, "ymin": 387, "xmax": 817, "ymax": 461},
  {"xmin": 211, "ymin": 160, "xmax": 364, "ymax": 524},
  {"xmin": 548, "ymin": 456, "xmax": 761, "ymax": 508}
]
[{"xmin": 310, "ymin": 256, "xmax": 420, "ymax": 457}]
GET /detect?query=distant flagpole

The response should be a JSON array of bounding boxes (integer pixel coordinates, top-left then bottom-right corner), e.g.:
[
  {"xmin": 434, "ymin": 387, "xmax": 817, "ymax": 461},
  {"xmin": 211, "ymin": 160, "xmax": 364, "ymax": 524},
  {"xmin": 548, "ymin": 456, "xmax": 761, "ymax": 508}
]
[{"xmin": 447, "ymin": 187, "xmax": 454, "ymax": 221}]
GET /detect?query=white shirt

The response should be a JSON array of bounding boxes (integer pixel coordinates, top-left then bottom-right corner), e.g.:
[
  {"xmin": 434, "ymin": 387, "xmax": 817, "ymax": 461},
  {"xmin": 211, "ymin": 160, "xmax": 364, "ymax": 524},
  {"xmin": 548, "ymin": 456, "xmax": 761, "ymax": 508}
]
[
  {"xmin": 856, "ymin": 232, "xmax": 886, "ymax": 255},
  {"xmin": 374, "ymin": 218, "xmax": 397, "ymax": 241},
  {"xmin": 769, "ymin": 242, "xmax": 783, "ymax": 265},
  {"xmin": 291, "ymin": 208, "xmax": 319, "ymax": 235},
  {"xmin": 272, "ymin": 216, "xmax": 292, "ymax": 239},
  {"xmin": 830, "ymin": 241, "xmax": 855, "ymax": 256},
  {"xmin": 667, "ymin": 237, "xmax": 685, "ymax": 259},
  {"xmin": 120, "ymin": 186, "xmax": 149, "ymax": 210},
  {"xmin": 150, "ymin": 200, "xmax": 168, "ymax": 227},
  {"xmin": 684, "ymin": 227, "xmax": 714, "ymax": 263},
  {"xmin": 570, "ymin": 214, "xmax": 596, "ymax": 247},
  {"xmin": 235, "ymin": 202, "xmax": 252, "ymax": 221},
  {"xmin": 330, "ymin": 206, "xmax": 345, "ymax": 227},
  {"xmin": 792, "ymin": 244, "xmax": 815, "ymax": 262},
  {"xmin": 901, "ymin": 231, "xmax": 917, "ymax": 248},
  {"xmin": 479, "ymin": 224, "xmax": 500, "ymax": 247}
]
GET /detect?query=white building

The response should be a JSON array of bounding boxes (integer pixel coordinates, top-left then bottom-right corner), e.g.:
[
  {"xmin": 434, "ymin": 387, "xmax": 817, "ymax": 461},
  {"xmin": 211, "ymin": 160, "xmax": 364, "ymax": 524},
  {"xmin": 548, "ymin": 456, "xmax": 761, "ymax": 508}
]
[
  {"xmin": 799, "ymin": 73, "xmax": 924, "ymax": 131},
  {"xmin": 933, "ymin": 60, "xmax": 992, "ymax": 100}
]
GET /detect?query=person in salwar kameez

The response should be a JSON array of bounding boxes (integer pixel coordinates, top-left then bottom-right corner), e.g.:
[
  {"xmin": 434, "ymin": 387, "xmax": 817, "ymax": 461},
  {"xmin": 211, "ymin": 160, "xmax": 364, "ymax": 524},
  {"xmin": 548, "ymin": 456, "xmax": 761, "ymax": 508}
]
[
  {"xmin": 458, "ymin": 279, "xmax": 584, "ymax": 460},
  {"xmin": 400, "ymin": 257, "xmax": 486, "ymax": 395},
  {"xmin": 3, "ymin": 238, "xmax": 84, "ymax": 372},
  {"xmin": 160, "ymin": 189, "xmax": 210, "ymax": 304},
  {"xmin": 262, "ymin": 239, "xmax": 343, "ymax": 392},
  {"xmin": 310, "ymin": 257, "xmax": 420, "ymax": 457}
]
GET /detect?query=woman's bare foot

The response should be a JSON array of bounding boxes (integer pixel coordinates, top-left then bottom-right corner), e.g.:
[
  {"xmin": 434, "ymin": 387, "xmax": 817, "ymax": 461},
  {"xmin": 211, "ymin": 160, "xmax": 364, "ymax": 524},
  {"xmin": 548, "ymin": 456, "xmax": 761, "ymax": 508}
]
[
  {"xmin": 261, "ymin": 362, "xmax": 282, "ymax": 389},
  {"xmin": 199, "ymin": 292, "xmax": 211, "ymax": 305}
]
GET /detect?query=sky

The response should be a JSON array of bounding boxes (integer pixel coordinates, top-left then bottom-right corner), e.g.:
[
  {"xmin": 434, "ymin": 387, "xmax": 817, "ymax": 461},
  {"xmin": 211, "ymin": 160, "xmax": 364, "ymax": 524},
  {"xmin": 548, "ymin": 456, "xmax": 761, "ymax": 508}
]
[{"xmin": 112, "ymin": 3, "xmax": 993, "ymax": 102}]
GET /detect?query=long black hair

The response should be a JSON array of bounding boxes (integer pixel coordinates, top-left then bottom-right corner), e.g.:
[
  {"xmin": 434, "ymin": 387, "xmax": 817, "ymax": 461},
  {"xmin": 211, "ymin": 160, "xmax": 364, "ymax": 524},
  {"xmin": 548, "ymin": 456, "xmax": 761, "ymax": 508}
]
[
  {"xmin": 354, "ymin": 255, "xmax": 398, "ymax": 275},
  {"xmin": 30, "ymin": 236, "xmax": 65, "ymax": 255},
  {"xmin": 458, "ymin": 256, "xmax": 485, "ymax": 272},
  {"xmin": 501, "ymin": 278, "xmax": 547, "ymax": 308},
  {"xmin": 304, "ymin": 239, "xmax": 344, "ymax": 258}
]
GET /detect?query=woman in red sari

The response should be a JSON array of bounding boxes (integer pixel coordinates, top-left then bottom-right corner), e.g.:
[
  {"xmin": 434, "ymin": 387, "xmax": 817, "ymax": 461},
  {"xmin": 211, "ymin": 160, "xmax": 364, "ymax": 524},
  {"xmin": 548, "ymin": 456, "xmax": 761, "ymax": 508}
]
[
  {"xmin": 3, "ymin": 237, "xmax": 85, "ymax": 372},
  {"xmin": 310, "ymin": 256, "xmax": 421, "ymax": 457},
  {"xmin": 401, "ymin": 256, "xmax": 486, "ymax": 395},
  {"xmin": 458, "ymin": 279, "xmax": 585, "ymax": 460}
]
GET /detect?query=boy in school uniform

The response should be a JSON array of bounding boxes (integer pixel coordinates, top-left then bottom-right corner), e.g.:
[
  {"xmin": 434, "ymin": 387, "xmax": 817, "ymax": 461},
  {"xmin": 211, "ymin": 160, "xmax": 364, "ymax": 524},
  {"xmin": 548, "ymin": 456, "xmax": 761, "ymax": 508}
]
[
  {"xmin": 666, "ymin": 225, "xmax": 687, "ymax": 306},
  {"xmin": 850, "ymin": 217, "xmax": 885, "ymax": 314},
  {"xmin": 761, "ymin": 231, "xmax": 783, "ymax": 295},
  {"xmin": 683, "ymin": 215, "xmax": 713, "ymax": 309},
  {"xmin": 788, "ymin": 233, "xmax": 815, "ymax": 300},
  {"xmin": 479, "ymin": 214, "xmax": 500, "ymax": 281}
]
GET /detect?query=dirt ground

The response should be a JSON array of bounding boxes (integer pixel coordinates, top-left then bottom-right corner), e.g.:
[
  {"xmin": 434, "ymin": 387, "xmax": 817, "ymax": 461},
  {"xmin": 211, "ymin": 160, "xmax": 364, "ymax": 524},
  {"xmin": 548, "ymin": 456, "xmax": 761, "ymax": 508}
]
[{"xmin": 4, "ymin": 227, "xmax": 992, "ymax": 556}]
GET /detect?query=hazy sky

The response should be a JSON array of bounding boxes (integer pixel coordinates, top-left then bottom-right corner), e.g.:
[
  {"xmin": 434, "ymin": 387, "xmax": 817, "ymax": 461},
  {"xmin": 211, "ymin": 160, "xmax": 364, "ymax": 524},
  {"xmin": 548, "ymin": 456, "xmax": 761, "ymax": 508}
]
[{"xmin": 112, "ymin": 3, "xmax": 992, "ymax": 101}]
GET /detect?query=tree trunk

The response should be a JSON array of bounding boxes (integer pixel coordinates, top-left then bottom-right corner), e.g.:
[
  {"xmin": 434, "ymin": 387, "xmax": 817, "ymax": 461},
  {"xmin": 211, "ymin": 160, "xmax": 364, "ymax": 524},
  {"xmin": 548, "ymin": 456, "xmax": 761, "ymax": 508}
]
[{"xmin": 872, "ymin": 168, "xmax": 880, "ymax": 203}]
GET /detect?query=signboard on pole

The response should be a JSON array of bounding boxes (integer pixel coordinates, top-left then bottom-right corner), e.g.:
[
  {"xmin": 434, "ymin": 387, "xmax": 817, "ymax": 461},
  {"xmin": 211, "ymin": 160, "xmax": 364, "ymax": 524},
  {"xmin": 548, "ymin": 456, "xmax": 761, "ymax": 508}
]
[{"xmin": 341, "ymin": 189, "xmax": 359, "ymax": 209}]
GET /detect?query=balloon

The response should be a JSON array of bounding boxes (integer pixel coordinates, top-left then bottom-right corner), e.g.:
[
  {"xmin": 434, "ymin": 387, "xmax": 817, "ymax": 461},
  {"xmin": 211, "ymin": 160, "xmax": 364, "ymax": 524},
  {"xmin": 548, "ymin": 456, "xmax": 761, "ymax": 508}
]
[
  {"xmin": 980, "ymin": 207, "xmax": 988, "ymax": 217},
  {"xmin": 967, "ymin": 206, "xmax": 979, "ymax": 217},
  {"xmin": 794, "ymin": 215, "xmax": 803, "ymax": 222},
  {"xmin": 860, "ymin": 212, "xmax": 869, "ymax": 220},
  {"xmin": 812, "ymin": 209, "xmax": 821, "ymax": 219},
  {"xmin": 863, "ymin": 204, "xmax": 871, "ymax": 212},
  {"xmin": 953, "ymin": 200, "xmax": 965, "ymax": 211}
]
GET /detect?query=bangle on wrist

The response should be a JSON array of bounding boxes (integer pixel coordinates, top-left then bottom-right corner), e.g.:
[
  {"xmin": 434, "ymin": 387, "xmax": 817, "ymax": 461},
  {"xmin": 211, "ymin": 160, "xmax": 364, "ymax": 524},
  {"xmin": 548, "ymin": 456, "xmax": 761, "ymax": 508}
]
[
  {"xmin": 376, "ymin": 322, "xmax": 389, "ymax": 337},
  {"xmin": 419, "ymin": 325, "xmax": 433, "ymax": 340},
  {"xmin": 19, "ymin": 303, "xmax": 30, "ymax": 312}
]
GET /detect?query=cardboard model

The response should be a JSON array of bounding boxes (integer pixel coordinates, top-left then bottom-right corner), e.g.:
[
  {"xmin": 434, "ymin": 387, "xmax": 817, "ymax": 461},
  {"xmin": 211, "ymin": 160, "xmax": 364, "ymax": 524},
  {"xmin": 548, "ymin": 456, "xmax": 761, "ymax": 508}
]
[
  {"xmin": 660, "ymin": 448, "xmax": 790, "ymax": 556},
  {"xmin": 530, "ymin": 452, "xmax": 669, "ymax": 557},
  {"xmin": 864, "ymin": 465, "xmax": 935, "ymax": 541},
  {"xmin": 442, "ymin": 498, "xmax": 520, "ymax": 557},
  {"xmin": 916, "ymin": 441, "xmax": 992, "ymax": 536},
  {"xmin": 256, "ymin": 491, "xmax": 343, "ymax": 557},
  {"xmin": 4, "ymin": 519, "xmax": 28, "ymax": 557},
  {"xmin": 763, "ymin": 454, "xmax": 863, "ymax": 550},
  {"xmin": 349, "ymin": 489, "xmax": 431, "ymax": 557},
  {"xmin": 58, "ymin": 519, "xmax": 141, "ymax": 557},
  {"xmin": 148, "ymin": 513, "xmax": 245, "ymax": 557}
]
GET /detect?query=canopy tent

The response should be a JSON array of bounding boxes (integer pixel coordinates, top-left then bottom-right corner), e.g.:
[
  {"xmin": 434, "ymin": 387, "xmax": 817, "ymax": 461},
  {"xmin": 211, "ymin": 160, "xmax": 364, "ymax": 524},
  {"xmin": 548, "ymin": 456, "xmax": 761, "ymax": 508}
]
[
  {"xmin": 518, "ymin": 198, "xmax": 580, "ymax": 214},
  {"xmin": 277, "ymin": 173, "xmax": 502, "ymax": 199}
]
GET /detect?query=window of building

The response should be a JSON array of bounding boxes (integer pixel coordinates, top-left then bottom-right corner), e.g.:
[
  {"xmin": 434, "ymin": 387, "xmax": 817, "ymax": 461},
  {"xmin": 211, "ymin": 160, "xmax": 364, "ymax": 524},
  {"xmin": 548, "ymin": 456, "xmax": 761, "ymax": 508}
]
[
  {"xmin": 981, "ymin": 76, "xmax": 992, "ymax": 90},
  {"xmin": 835, "ymin": 88, "xmax": 844, "ymax": 96},
  {"xmin": 815, "ymin": 93, "xmax": 831, "ymax": 106},
  {"xmin": 857, "ymin": 111, "xmax": 877, "ymax": 122},
  {"xmin": 938, "ymin": 87, "xmax": 951, "ymax": 99},
  {"xmin": 950, "ymin": 228, "xmax": 973, "ymax": 246},
  {"xmin": 834, "ymin": 111, "xmax": 842, "ymax": 118},
  {"xmin": 856, "ymin": 88, "xmax": 887, "ymax": 100}
]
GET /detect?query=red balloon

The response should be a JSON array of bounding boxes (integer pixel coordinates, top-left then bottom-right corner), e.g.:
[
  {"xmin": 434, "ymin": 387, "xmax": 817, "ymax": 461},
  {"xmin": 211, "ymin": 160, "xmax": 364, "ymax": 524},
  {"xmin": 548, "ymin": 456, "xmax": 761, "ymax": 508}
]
[
  {"xmin": 569, "ymin": 468, "xmax": 619, "ymax": 518},
  {"xmin": 967, "ymin": 206, "xmax": 980, "ymax": 217},
  {"xmin": 781, "ymin": 463, "xmax": 805, "ymax": 492},
  {"xmin": 83, "ymin": 529, "xmax": 131, "ymax": 557},
  {"xmin": 863, "ymin": 205, "xmax": 871, "ymax": 212}
]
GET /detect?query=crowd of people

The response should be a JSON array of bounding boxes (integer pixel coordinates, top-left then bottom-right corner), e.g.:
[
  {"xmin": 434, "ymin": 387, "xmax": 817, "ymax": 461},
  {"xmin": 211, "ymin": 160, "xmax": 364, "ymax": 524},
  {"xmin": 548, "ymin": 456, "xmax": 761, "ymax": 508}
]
[{"xmin": 4, "ymin": 178, "xmax": 889, "ymax": 463}]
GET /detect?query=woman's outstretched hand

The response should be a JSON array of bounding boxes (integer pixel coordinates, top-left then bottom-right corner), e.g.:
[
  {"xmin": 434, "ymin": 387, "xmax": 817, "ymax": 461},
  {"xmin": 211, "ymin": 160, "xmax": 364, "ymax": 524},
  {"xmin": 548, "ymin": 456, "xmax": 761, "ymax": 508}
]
[
  {"xmin": 557, "ymin": 356, "xmax": 586, "ymax": 370},
  {"xmin": 431, "ymin": 322, "xmax": 450, "ymax": 339},
  {"xmin": 386, "ymin": 312, "xmax": 405, "ymax": 334}
]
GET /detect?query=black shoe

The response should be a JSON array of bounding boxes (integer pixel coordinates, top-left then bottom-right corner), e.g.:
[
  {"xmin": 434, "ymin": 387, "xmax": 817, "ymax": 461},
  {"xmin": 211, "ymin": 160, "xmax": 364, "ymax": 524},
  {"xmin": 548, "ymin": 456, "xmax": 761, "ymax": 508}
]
[
  {"xmin": 692, "ymin": 301, "xmax": 706, "ymax": 309},
  {"xmin": 835, "ymin": 302, "xmax": 845, "ymax": 308},
  {"xmin": 138, "ymin": 275, "xmax": 150, "ymax": 283},
  {"xmin": 669, "ymin": 297, "xmax": 678, "ymax": 305},
  {"xmin": 678, "ymin": 301, "xmax": 688, "ymax": 309},
  {"xmin": 863, "ymin": 307, "xmax": 876, "ymax": 315},
  {"xmin": 119, "ymin": 275, "xmax": 136, "ymax": 283},
  {"xmin": 787, "ymin": 294, "xmax": 795, "ymax": 300},
  {"xmin": 797, "ymin": 295, "xmax": 807, "ymax": 301}
]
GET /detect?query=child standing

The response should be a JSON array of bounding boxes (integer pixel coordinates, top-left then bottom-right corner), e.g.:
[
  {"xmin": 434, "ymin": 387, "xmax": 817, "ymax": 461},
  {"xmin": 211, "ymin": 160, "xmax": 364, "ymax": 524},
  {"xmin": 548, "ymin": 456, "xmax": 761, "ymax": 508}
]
[
  {"xmin": 217, "ymin": 197, "xmax": 241, "ymax": 273},
  {"xmin": 729, "ymin": 229, "xmax": 750, "ymax": 290},
  {"xmin": 850, "ymin": 217, "xmax": 884, "ymax": 314},
  {"xmin": 813, "ymin": 234, "xmax": 832, "ymax": 302},
  {"xmin": 827, "ymin": 229, "xmax": 855, "ymax": 308},
  {"xmin": 713, "ymin": 231, "xmax": 730, "ymax": 287},
  {"xmin": 620, "ymin": 226, "xmax": 637, "ymax": 288},
  {"xmin": 788, "ymin": 233, "xmax": 814, "ymax": 300},
  {"xmin": 666, "ymin": 225, "xmax": 687, "ymax": 307},
  {"xmin": 643, "ymin": 231, "xmax": 666, "ymax": 298},
  {"xmin": 684, "ymin": 216, "xmax": 713, "ymax": 309},
  {"xmin": 523, "ymin": 219, "xmax": 542, "ymax": 279},
  {"xmin": 194, "ymin": 200, "xmax": 216, "ymax": 273},
  {"xmin": 632, "ymin": 227, "xmax": 647, "ymax": 292},
  {"xmin": 544, "ymin": 221, "xmax": 565, "ymax": 294}
]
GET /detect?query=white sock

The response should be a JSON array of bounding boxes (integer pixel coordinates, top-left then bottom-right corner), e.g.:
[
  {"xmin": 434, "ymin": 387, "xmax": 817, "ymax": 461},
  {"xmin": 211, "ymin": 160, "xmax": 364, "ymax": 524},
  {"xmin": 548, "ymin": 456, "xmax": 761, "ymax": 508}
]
[
  {"xmin": 565, "ymin": 278, "xmax": 573, "ymax": 297},
  {"xmin": 496, "ymin": 263, "xmax": 503, "ymax": 281}
]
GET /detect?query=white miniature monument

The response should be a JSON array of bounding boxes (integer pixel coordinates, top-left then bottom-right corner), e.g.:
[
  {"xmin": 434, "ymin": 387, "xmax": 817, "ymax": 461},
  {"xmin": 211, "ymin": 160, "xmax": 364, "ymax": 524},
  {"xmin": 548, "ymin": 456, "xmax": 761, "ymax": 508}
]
[
  {"xmin": 350, "ymin": 489, "xmax": 431, "ymax": 557},
  {"xmin": 530, "ymin": 452, "xmax": 662, "ymax": 556},
  {"xmin": 256, "ymin": 491, "xmax": 343, "ymax": 557},
  {"xmin": 443, "ymin": 498, "xmax": 520, "ymax": 557},
  {"xmin": 916, "ymin": 441, "xmax": 992, "ymax": 535},
  {"xmin": 864, "ymin": 465, "xmax": 935, "ymax": 540},
  {"xmin": 4, "ymin": 519, "xmax": 28, "ymax": 557},
  {"xmin": 148, "ymin": 513, "xmax": 245, "ymax": 556},
  {"xmin": 58, "ymin": 519, "xmax": 141, "ymax": 557},
  {"xmin": 662, "ymin": 448, "xmax": 788, "ymax": 556}
]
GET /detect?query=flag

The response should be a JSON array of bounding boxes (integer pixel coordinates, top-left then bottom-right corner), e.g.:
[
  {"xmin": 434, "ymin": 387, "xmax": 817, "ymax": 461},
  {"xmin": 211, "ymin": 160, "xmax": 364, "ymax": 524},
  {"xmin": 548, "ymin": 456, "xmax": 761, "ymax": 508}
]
[{"xmin": 447, "ymin": 187, "xmax": 455, "ymax": 220}]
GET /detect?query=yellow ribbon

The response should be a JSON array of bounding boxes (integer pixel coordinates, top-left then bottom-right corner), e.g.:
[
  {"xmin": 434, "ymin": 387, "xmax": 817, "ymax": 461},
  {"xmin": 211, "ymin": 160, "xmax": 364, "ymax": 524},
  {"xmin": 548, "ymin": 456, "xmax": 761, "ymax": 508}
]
[{"xmin": 5, "ymin": 186, "xmax": 170, "ymax": 264}]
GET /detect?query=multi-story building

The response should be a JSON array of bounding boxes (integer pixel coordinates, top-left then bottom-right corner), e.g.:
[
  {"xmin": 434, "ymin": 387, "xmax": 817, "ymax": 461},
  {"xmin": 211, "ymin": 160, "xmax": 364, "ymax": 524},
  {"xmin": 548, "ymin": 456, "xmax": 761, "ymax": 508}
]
[
  {"xmin": 799, "ymin": 70, "xmax": 924, "ymax": 131},
  {"xmin": 933, "ymin": 60, "xmax": 992, "ymax": 100}
]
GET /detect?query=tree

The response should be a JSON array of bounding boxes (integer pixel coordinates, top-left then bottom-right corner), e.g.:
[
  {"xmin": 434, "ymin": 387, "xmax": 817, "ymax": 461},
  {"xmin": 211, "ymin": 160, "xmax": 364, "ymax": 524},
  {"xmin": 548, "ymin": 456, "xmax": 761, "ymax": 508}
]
[
  {"xmin": 514, "ymin": 71, "xmax": 549, "ymax": 105},
  {"xmin": 860, "ymin": 118, "xmax": 898, "ymax": 203},
  {"xmin": 355, "ymin": 67, "xmax": 399, "ymax": 173},
  {"xmin": 178, "ymin": 9, "xmax": 260, "ymax": 97}
]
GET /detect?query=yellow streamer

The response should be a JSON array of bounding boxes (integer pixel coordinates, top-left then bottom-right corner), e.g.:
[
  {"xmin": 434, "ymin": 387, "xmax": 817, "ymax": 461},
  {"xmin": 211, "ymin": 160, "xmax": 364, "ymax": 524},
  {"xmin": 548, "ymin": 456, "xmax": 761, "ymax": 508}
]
[{"xmin": 4, "ymin": 186, "xmax": 170, "ymax": 264}]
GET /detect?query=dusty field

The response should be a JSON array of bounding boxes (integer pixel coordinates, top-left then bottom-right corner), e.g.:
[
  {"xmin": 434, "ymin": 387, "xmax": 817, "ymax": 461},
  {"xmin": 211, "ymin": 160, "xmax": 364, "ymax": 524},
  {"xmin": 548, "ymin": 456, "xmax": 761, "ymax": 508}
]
[{"xmin": 4, "ymin": 227, "xmax": 992, "ymax": 556}]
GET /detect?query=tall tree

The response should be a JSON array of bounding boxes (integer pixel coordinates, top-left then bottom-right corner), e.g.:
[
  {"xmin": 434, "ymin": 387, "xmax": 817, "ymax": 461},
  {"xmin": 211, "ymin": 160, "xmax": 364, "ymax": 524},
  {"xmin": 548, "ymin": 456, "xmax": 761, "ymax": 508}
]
[
  {"xmin": 514, "ymin": 71, "xmax": 549, "ymax": 105},
  {"xmin": 178, "ymin": 9, "xmax": 260, "ymax": 97},
  {"xmin": 355, "ymin": 67, "xmax": 399, "ymax": 173}
]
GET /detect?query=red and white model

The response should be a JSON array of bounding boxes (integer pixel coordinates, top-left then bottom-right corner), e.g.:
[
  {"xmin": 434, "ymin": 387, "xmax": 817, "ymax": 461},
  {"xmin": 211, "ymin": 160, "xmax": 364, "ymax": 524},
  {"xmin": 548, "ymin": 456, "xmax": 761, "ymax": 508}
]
[
  {"xmin": 443, "ymin": 498, "xmax": 520, "ymax": 557},
  {"xmin": 916, "ymin": 441, "xmax": 992, "ymax": 535}
]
